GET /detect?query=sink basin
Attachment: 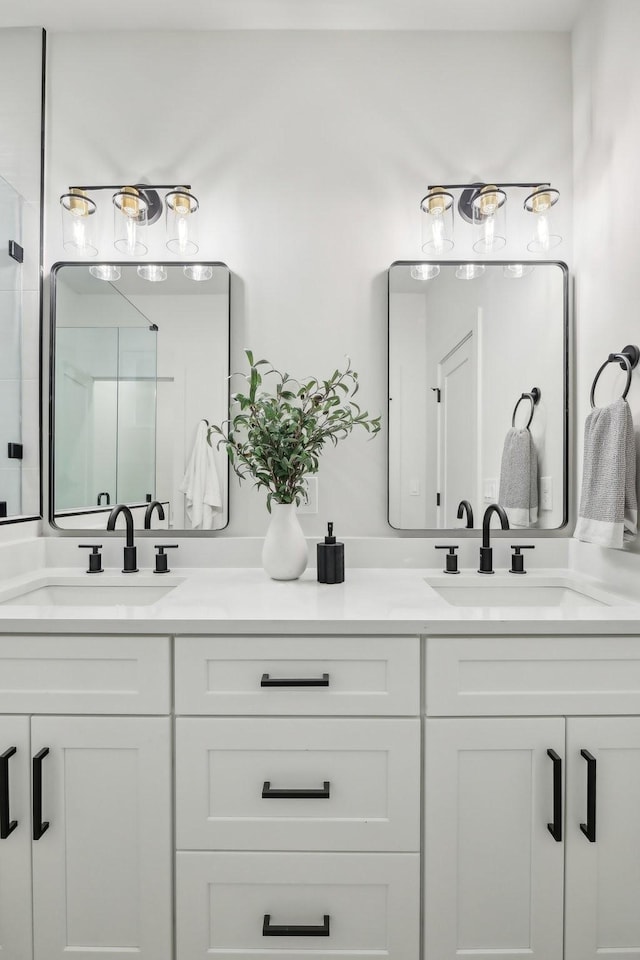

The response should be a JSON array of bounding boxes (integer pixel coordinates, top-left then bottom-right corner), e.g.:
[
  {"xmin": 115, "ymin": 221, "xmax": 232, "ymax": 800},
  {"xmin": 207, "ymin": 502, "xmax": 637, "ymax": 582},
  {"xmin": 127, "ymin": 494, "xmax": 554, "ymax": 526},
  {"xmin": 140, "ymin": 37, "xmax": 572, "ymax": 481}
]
[
  {"xmin": 425, "ymin": 575, "xmax": 628, "ymax": 608},
  {"xmin": 0, "ymin": 576, "xmax": 183, "ymax": 607}
]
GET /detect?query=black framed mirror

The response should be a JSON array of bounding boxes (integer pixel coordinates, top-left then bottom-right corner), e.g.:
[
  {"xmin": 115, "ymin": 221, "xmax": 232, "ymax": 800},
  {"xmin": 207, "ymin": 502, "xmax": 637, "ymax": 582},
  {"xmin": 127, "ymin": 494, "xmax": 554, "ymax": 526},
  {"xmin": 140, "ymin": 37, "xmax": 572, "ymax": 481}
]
[
  {"xmin": 49, "ymin": 261, "xmax": 230, "ymax": 532},
  {"xmin": 388, "ymin": 260, "xmax": 569, "ymax": 532}
]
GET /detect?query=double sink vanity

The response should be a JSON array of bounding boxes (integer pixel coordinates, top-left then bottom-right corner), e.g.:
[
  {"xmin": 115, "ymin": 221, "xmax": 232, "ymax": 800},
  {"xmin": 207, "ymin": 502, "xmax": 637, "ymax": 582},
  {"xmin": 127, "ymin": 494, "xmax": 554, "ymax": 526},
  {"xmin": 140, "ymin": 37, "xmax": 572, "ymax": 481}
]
[{"xmin": 1, "ymin": 543, "xmax": 640, "ymax": 960}]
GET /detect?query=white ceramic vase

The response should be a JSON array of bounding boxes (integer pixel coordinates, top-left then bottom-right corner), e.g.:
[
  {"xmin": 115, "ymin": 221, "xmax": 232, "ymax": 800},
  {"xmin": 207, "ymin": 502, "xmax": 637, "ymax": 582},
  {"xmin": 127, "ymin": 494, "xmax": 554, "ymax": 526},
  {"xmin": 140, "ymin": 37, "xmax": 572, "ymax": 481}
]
[{"xmin": 262, "ymin": 501, "xmax": 308, "ymax": 580}]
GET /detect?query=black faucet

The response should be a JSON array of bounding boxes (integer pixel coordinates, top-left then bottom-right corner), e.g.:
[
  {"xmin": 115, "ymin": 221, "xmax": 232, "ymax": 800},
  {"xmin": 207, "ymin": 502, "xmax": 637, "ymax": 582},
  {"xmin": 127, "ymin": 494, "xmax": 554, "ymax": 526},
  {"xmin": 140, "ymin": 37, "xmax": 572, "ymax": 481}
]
[
  {"xmin": 106, "ymin": 504, "xmax": 138, "ymax": 573},
  {"xmin": 479, "ymin": 503, "xmax": 510, "ymax": 574},
  {"xmin": 457, "ymin": 500, "xmax": 474, "ymax": 528},
  {"xmin": 144, "ymin": 500, "xmax": 165, "ymax": 529},
  {"xmin": 97, "ymin": 491, "xmax": 111, "ymax": 506}
]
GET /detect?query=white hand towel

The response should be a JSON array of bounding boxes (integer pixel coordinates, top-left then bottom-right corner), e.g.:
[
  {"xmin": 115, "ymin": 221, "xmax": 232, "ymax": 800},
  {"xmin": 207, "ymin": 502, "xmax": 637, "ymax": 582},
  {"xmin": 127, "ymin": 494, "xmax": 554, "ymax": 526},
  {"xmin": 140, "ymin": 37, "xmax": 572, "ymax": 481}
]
[
  {"xmin": 498, "ymin": 427, "xmax": 539, "ymax": 528},
  {"xmin": 179, "ymin": 420, "xmax": 223, "ymax": 530},
  {"xmin": 574, "ymin": 398, "xmax": 637, "ymax": 548}
]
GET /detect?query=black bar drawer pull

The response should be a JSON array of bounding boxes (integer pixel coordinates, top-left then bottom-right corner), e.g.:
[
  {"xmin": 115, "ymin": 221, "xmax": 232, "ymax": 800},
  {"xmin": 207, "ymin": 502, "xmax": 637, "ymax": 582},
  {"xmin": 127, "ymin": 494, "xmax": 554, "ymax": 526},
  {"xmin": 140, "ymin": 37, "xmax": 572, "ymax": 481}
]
[
  {"xmin": 32, "ymin": 748, "xmax": 50, "ymax": 841},
  {"xmin": 546, "ymin": 749, "xmax": 562, "ymax": 842},
  {"xmin": 580, "ymin": 749, "xmax": 597, "ymax": 843},
  {"xmin": 262, "ymin": 780, "xmax": 330, "ymax": 799},
  {"xmin": 263, "ymin": 914, "xmax": 330, "ymax": 937},
  {"xmin": 0, "ymin": 747, "xmax": 18, "ymax": 839},
  {"xmin": 261, "ymin": 672, "xmax": 329, "ymax": 688}
]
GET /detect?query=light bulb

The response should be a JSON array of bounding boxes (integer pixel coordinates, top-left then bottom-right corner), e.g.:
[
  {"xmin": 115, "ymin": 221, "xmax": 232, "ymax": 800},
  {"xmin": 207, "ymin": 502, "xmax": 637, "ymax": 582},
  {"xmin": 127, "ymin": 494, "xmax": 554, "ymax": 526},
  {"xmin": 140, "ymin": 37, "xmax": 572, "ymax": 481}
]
[
  {"xmin": 126, "ymin": 218, "xmax": 137, "ymax": 256},
  {"xmin": 536, "ymin": 214, "xmax": 550, "ymax": 251}
]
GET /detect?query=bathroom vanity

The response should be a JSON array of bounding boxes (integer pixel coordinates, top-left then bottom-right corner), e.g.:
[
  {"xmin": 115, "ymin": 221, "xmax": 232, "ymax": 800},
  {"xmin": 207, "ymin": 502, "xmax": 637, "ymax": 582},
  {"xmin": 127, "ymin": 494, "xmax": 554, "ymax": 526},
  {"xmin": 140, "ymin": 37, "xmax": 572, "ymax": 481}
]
[{"xmin": 1, "ymin": 565, "xmax": 639, "ymax": 960}]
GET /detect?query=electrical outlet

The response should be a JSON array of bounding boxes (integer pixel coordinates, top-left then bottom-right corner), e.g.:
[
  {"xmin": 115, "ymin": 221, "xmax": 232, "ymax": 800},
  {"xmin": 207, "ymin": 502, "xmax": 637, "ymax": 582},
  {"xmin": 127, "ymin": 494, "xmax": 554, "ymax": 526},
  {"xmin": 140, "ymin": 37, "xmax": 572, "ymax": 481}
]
[
  {"xmin": 483, "ymin": 478, "xmax": 498, "ymax": 502},
  {"xmin": 409, "ymin": 478, "xmax": 420, "ymax": 496},
  {"xmin": 297, "ymin": 477, "xmax": 318, "ymax": 514},
  {"xmin": 540, "ymin": 476, "xmax": 553, "ymax": 511}
]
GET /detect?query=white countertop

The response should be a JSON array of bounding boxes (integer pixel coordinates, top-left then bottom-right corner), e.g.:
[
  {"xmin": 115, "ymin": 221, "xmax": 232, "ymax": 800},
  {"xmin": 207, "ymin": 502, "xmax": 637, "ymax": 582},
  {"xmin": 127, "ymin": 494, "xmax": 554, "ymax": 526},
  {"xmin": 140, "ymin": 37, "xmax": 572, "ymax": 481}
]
[{"xmin": 1, "ymin": 565, "xmax": 640, "ymax": 635}]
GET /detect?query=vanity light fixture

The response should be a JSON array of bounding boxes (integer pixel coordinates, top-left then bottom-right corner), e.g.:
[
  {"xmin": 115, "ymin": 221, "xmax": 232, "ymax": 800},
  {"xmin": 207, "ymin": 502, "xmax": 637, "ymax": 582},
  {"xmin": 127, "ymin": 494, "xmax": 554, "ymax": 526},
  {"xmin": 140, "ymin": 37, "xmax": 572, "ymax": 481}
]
[
  {"xmin": 183, "ymin": 263, "xmax": 213, "ymax": 282},
  {"xmin": 410, "ymin": 263, "xmax": 440, "ymax": 281},
  {"xmin": 420, "ymin": 182, "xmax": 561, "ymax": 253},
  {"xmin": 89, "ymin": 263, "xmax": 121, "ymax": 282},
  {"xmin": 455, "ymin": 263, "xmax": 485, "ymax": 280},
  {"xmin": 137, "ymin": 264, "xmax": 168, "ymax": 282},
  {"xmin": 59, "ymin": 183, "xmax": 199, "ymax": 258}
]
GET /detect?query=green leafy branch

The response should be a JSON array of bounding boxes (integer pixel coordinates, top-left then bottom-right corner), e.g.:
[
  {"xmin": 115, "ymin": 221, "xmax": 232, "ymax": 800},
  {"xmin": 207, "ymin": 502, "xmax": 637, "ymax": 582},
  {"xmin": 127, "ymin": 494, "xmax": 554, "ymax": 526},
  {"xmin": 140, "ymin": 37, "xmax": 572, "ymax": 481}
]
[{"xmin": 208, "ymin": 350, "xmax": 381, "ymax": 511}]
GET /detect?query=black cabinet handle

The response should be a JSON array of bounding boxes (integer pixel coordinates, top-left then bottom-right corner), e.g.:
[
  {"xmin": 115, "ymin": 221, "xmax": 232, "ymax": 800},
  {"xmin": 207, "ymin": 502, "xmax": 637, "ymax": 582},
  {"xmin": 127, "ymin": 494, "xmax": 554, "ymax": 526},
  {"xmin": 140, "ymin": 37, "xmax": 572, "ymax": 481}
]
[
  {"xmin": 546, "ymin": 749, "xmax": 562, "ymax": 842},
  {"xmin": 0, "ymin": 746, "xmax": 18, "ymax": 839},
  {"xmin": 262, "ymin": 780, "xmax": 330, "ymax": 799},
  {"xmin": 261, "ymin": 673, "xmax": 329, "ymax": 688},
  {"xmin": 262, "ymin": 914, "xmax": 330, "ymax": 937},
  {"xmin": 580, "ymin": 749, "xmax": 597, "ymax": 843},
  {"xmin": 32, "ymin": 748, "xmax": 49, "ymax": 840}
]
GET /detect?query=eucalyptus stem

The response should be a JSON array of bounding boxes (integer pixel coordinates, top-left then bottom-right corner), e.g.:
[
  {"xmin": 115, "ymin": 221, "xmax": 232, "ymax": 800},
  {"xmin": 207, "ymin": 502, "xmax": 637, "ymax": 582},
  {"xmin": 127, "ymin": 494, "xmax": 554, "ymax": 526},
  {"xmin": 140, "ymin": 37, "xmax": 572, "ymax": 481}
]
[{"xmin": 208, "ymin": 350, "xmax": 381, "ymax": 511}]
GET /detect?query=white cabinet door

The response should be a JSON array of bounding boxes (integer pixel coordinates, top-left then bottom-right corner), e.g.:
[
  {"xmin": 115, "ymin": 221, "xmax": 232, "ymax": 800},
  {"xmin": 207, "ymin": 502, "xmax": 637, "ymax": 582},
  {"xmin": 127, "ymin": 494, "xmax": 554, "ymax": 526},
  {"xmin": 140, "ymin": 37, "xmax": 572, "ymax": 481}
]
[
  {"xmin": 424, "ymin": 717, "xmax": 565, "ymax": 960},
  {"xmin": 565, "ymin": 717, "xmax": 640, "ymax": 960},
  {"xmin": 0, "ymin": 716, "xmax": 32, "ymax": 960},
  {"xmin": 30, "ymin": 716, "xmax": 172, "ymax": 960}
]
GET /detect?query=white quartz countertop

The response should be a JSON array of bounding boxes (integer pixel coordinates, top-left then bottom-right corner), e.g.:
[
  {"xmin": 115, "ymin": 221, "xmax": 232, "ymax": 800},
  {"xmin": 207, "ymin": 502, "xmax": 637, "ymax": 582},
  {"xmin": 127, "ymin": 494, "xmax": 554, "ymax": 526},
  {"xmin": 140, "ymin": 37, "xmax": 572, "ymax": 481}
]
[{"xmin": 1, "ymin": 566, "xmax": 640, "ymax": 635}]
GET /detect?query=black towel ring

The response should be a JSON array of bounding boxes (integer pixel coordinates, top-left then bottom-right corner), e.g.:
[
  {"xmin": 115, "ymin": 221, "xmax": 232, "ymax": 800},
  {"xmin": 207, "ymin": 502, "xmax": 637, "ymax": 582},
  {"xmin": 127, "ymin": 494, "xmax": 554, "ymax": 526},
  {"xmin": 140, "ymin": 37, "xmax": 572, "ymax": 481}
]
[
  {"xmin": 512, "ymin": 387, "xmax": 541, "ymax": 429},
  {"xmin": 590, "ymin": 344, "xmax": 640, "ymax": 409}
]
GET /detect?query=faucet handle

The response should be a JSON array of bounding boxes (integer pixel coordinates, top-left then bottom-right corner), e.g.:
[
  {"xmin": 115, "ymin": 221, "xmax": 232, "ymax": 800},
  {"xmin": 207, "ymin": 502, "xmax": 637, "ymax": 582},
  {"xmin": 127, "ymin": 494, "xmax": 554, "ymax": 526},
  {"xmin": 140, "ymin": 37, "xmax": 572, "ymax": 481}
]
[
  {"xmin": 78, "ymin": 544, "xmax": 103, "ymax": 574},
  {"xmin": 435, "ymin": 545, "xmax": 460, "ymax": 575},
  {"xmin": 510, "ymin": 544, "xmax": 535, "ymax": 575},
  {"xmin": 154, "ymin": 544, "xmax": 179, "ymax": 574}
]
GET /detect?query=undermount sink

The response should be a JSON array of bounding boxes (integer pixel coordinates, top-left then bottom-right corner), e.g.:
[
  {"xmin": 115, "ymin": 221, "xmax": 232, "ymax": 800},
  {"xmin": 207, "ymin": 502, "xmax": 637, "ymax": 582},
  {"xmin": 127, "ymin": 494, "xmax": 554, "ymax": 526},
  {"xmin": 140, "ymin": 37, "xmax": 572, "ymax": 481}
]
[
  {"xmin": 425, "ymin": 575, "xmax": 628, "ymax": 608},
  {"xmin": 0, "ymin": 576, "xmax": 184, "ymax": 607}
]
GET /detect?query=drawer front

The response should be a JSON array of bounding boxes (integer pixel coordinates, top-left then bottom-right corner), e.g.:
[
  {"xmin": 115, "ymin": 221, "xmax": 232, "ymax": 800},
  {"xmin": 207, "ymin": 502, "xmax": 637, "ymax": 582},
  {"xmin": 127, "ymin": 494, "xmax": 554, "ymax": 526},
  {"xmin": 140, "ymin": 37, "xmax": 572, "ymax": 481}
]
[
  {"xmin": 0, "ymin": 635, "xmax": 171, "ymax": 714},
  {"xmin": 426, "ymin": 635, "xmax": 640, "ymax": 716},
  {"xmin": 176, "ymin": 851, "xmax": 420, "ymax": 960},
  {"xmin": 175, "ymin": 635, "xmax": 420, "ymax": 716},
  {"xmin": 176, "ymin": 717, "xmax": 420, "ymax": 851}
]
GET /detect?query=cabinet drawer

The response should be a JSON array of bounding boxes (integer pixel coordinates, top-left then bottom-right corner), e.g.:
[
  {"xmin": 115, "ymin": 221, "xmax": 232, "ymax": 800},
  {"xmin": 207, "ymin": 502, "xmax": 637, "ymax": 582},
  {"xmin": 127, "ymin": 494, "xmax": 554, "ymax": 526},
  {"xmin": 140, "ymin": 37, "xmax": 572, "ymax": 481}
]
[
  {"xmin": 176, "ymin": 717, "xmax": 420, "ymax": 851},
  {"xmin": 174, "ymin": 635, "xmax": 419, "ymax": 716},
  {"xmin": 176, "ymin": 851, "xmax": 420, "ymax": 960},
  {"xmin": 426, "ymin": 635, "xmax": 640, "ymax": 716},
  {"xmin": 0, "ymin": 635, "xmax": 171, "ymax": 714}
]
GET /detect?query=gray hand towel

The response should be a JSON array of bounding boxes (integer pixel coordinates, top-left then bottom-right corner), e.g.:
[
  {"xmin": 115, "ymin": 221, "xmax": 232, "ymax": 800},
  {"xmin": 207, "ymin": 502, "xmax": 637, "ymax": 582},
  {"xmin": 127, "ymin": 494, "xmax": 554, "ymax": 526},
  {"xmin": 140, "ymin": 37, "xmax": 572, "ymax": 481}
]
[
  {"xmin": 574, "ymin": 397, "xmax": 637, "ymax": 548},
  {"xmin": 498, "ymin": 428, "xmax": 539, "ymax": 528}
]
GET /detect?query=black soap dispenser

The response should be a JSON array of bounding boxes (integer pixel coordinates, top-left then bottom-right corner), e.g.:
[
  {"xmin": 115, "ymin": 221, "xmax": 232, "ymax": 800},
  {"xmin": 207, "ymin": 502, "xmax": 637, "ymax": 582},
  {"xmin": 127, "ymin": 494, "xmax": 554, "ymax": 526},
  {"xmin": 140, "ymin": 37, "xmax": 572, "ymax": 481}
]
[{"xmin": 317, "ymin": 522, "xmax": 344, "ymax": 584}]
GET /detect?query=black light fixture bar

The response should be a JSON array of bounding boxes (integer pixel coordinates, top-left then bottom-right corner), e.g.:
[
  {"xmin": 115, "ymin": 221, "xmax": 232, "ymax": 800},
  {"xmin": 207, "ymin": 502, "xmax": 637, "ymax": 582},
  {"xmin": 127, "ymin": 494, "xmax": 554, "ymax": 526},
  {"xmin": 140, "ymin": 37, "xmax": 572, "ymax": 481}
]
[
  {"xmin": 427, "ymin": 181, "xmax": 550, "ymax": 191},
  {"xmin": 69, "ymin": 183, "xmax": 191, "ymax": 191}
]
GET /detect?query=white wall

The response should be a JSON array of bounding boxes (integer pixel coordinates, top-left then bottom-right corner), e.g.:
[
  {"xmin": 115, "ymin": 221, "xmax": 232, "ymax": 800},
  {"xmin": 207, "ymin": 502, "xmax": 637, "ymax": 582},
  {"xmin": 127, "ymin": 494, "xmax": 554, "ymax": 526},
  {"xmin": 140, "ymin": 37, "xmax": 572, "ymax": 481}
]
[
  {"xmin": 46, "ymin": 29, "xmax": 573, "ymax": 536},
  {"xmin": 573, "ymin": 0, "xmax": 640, "ymax": 553}
]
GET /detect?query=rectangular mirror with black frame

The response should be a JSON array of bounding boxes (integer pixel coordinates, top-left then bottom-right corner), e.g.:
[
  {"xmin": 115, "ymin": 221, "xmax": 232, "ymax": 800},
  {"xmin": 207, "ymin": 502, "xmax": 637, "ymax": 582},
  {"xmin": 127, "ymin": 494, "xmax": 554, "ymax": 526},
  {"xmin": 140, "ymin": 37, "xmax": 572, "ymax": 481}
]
[
  {"xmin": 388, "ymin": 261, "xmax": 568, "ymax": 532},
  {"xmin": 50, "ymin": 262, "xmax": 230, "ymax": 532}
]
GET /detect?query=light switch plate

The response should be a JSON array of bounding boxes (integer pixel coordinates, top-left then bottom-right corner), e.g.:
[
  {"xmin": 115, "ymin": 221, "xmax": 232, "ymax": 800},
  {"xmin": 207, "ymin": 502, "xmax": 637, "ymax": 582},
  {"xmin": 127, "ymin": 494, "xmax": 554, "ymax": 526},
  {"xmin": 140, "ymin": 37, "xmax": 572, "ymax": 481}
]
[
  {"xmin": 540, "ymin": 476, "xmax": 553, "ymax": 511},
  {"xmin": 297, "ymin": 477, "xmax": 318, "ymax": 514}
]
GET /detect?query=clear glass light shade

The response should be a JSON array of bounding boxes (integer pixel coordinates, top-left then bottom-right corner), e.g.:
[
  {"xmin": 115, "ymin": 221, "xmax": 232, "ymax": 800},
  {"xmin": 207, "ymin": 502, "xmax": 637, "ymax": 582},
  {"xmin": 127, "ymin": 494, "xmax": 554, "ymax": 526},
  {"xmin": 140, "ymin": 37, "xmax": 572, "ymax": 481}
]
[
  {"xmin": 525, "ymin": 187, "xmax": 561, "ymax": 252},
  {"xmin": 455, "ymin": 263, "xmax": 486, "ymax": 280},
  {"xmin": 60, "ymin": 190, "xmax": 98, "ymax": 256},
  {"xmin": 420, "ymin": 189, "xmax": 454, "ymax": 253},
  {"xmin": 183, "ymin": 263, "xmax": 213, "ymax": 282},
  {"xmin": 137, "ymin": 264, "xmax": 167, "ymax": 282},
  {"xmin": 113, "ymin": 187, "xmax": 149, "ymax": 256},
  {"xmin": 89, "ymin": 264, "xmax": 121, "ymax": 282},
  {"xmin": 166, "ymin": 188, "xmax": 199, "ymax": 255},
  {"xmin": 472, "ymin": 185, "xmax": 507, "ymax": 253},
  {"xmin": 503, "ymin": 263, "xmax": 535, "ymax": 279},
  {"xmin": 410, "ymin": 263, "xmax": 440, "ymax": 281}
]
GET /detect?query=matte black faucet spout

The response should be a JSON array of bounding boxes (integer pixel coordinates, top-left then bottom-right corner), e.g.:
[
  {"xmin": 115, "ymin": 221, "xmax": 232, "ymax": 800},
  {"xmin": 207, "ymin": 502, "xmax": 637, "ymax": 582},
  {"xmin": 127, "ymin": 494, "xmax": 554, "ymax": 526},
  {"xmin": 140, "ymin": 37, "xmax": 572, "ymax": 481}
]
[
  {"xmin": 144, "ymin": 500, "xmax": 165, "ymax": 530},
  {"xmin": 457, "ymin": 500, "xmax": 474, "ymax": 529},
  {"xmin": 106, "ymin": 504, "xmax": 138, "ymax": 573},
  {"xmin": 479, "ymin": 503, "xmax": 509, "ymax": 574}
]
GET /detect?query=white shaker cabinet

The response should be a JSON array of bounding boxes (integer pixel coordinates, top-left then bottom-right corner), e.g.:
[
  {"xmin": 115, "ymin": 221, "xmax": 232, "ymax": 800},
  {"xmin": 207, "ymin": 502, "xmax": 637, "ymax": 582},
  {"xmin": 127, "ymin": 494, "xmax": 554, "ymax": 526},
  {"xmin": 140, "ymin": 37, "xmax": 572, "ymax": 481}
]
[
  {"xmin": 424, "ymin": 717, "xmax": 565, "ymax": 960},
  {"xmin": 565, "ymin": 717, "xmax": 640, "ymax": 960},
  {"xmin": 0, "ymin": 716, "xmax": 32, "ymax": 960},
  {"xmin": 425, "ymin": 636, "xmax": 640, "ymax": 960},
  {"xmin": 0, "ymin": 635, "xmax": 173, "ymax": 960},
  {"xmin": 175, "ymin": 634, "xmax": 421, "ymax": 959}
]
